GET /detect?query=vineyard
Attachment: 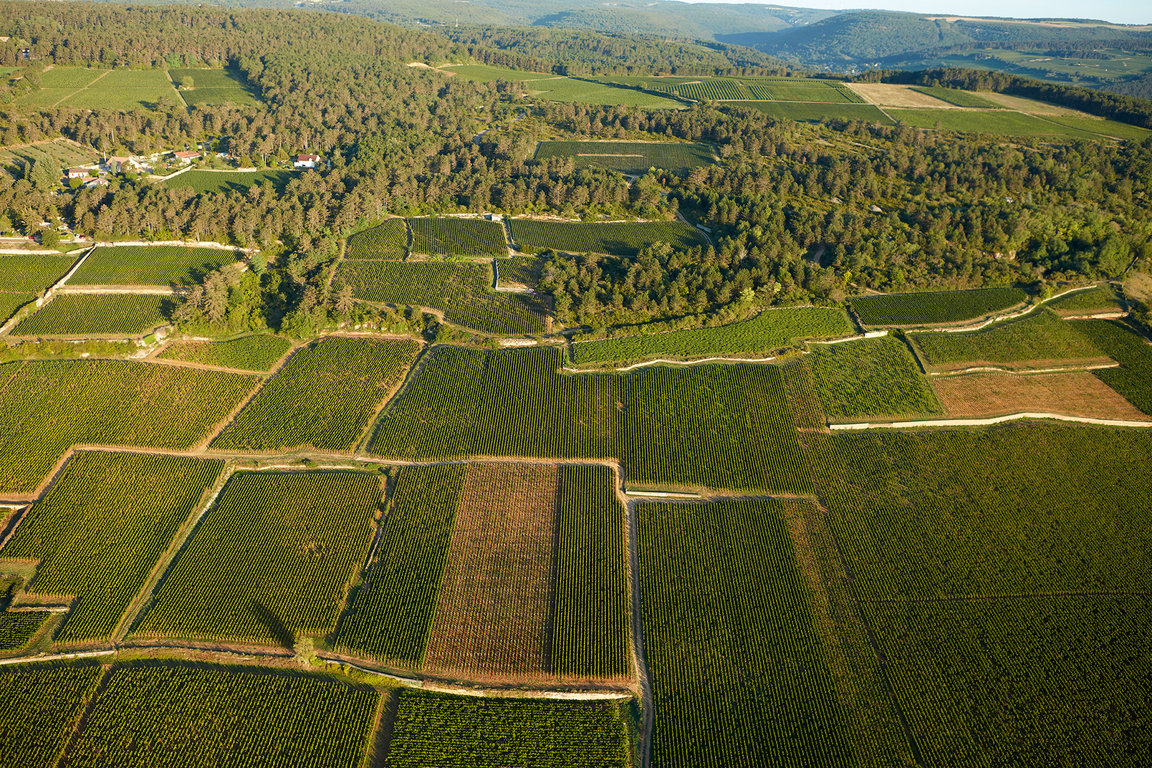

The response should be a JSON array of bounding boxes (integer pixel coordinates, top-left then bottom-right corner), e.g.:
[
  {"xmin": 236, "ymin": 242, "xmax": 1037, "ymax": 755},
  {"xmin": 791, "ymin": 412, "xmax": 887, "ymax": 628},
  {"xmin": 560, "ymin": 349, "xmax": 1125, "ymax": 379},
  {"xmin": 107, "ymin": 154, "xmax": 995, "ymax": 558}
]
[
  {"xmin": 0, "ymin": 663, "xmax": 104, "ymax": 768},
  {"xmin": 745, "ymin": 79, "xmax": 863, "ymax": 103},
  {"xmin": 1044, "ymin": 284, "xmax": 1122, "ymax": 315},
  {"xmin": 65, "ymin": 663, "xmax": 380, "ymax": 768},
  {"xmin": 385, "ymin": 690, "xmax": 629, "ymax": 768},
  {"xmin": 422, "ymin": 464, "xmax": 558, "ymax": 679},
  {"xmin": 638, "ymin": 498, "xmax": 850, "ymax": 768},
  {"xmin": 133, "ymin": 471, "xmax": 380, "ymax": 645},
  {"xmin": 0, "ymin": 359, "xmax": 258, "ymax": 495},
  {"xmin": 551, "ymin": 465, "xmax": 630, "ymax": 679},
  {"xmin": 0, "ymin": 253, "xmax": 78, "ymax": 293},
  {"xmin": 509, "ymin": 219, "xmax": 702, "ymax": 256},
  {"xmin": 408, "ymin": 218, "xmax": 507, "ymax": 257},
  {"xmin": 735, "ymin": 101, "xmax": 894, "ymax": 124},
  {"xmin": 908, "ymin": 309, "xmax": 1108, "ymax": 371},
  {"xmin": 211, "ymin": 336, "xmax": 419, "ymax": 452},
  {"xmin": 1073, "ymin": 319, "xmax": 1152, "ymax": 414},
  {"xmin": 161, "ymin": 169, "xmax": 295, "ymax": 194},
  {"xmin": 571, "ymin": 307, "xmax": 854, "ymax": 366},
  {"xmin": 850, "ymin": 286, "xmax": 1028, "ymax": 327},
  {"xmin": 0, "ymin": 452, "xmax": 224, "ymax": 644},
  {"xmin": 332, "ymin": 464, "xmax": 465, "ymax": 665},
  {"xmin": 808, "ymin": 335, "xmax": 943, "ymax": 421},
  {"xmin": 930, "ymin": 370, "xmax": 1149, "ymax": 421},
  {"xmin": 909, "ymin": 85, "xmax": 1004, "ymax": 108},
  {"xmin": 337, "ymin": 260, "xmax": 547, "ymax": 334},
  {"xmin": 12, "ymin": 294, "xmax": 170, "ymax": 336},
  {"xmin": 0, "ymin": 293, "xmax": 33, "ymax": 325},
  {"xmin": 0, "ymin": 593, "xmax": 47, "ymax": 650},
  {"xmin": 346, "ymin": 219, "xmax": 408, "ymax": 260},
  {"xmin": 533, "ymin": 141, "xmax": 714, "ymax": 175},
  {"xmin": 156, "ymin": 334, "xmax": 294, "ymax": 371},
  {"xmin": 69, "ymin": 245, "xmax": 240, "ymax": 286}
]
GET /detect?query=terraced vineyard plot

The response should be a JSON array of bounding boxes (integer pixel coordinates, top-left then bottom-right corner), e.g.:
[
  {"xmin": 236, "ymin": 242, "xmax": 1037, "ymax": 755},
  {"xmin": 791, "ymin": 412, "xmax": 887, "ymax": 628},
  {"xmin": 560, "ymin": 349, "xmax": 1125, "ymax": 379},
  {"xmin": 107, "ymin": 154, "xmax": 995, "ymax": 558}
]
[
  {"xmin": 1045, "ymin": 285, "xmax": 1122, "ymax": 315},
  {"xmin": 526, "ymin": 77, "xmax": 680, "ymax": 108},
  {"xmin": 931, "ymin": 371, "xmax": 1149, "ymax": 421},
  {"xmin": 534, "ymin": 141, "xmax": 714, "ymax": 175},
  {"xmin": 0, "ymin": 253, "xmax": 78, "ymax": 293},
  {"xmin": 572, "ymin": 307, "xmax": 853, "ymax": 366},
  {"xmin": 0, "ymin": 293, "xmax": 35, "ymax": 325},
  {"xmin": 639, "ymin": 499, "xmax": 850, "ymax": 768},
  {"xmin": 211, "ymin": 336, "xmax": 419, "ymax": 452},
  {"xmin": 910, "ymin": 86, "xmax": 1004, "ymax": 108},
  {"xmin": 346, "ymin": 219, "xmax": 408, "ymax": 260},
  {"xmin": 12, "ymin": 294, "xmax": 169, "ymax": 337},
  {"xmin": 0, "ymin": 452, "xmax": 224, "ymax": 644},
  {"xmin": 668, "ymin": 78, "xmax": 750, "ymax": 101},
  {"xmin": 339, "ymin": 260, "xmax": 546, "ymax": 335},
  {"xmin": 168, "ymin": 67, "xmax": 259, "ymax": 106},
  {"xmin": 1074, "ymin": 319, "xmax": 1152, "ymax": 415},
  {"xmin": 0, "ymin": 359, "xmax": 258, "ymax": 495},
  {"xmin": 161, "ymin": 169, "xmax": 295, "ymax": 194},
  {"xmin": 552, "ymin": 465, "xmax": 629, "ymax": 679},
  {"xmin": 745, "ymin": 80, "xmax": 859, "ymax": 103},
  {"xmin": 909, "ymin": 309, "xmax": 1107, "ymax": 372},
  {"xmin": 156, "ymin": 334, "xmax": 293, "ymax": 371},
  {"xmin": 332, "ymin": 464, "xmax": 465, "ymax": 665},
  {"xmin": 408, "ymin": 218, "xmax": 506, "ymax": 258},
  {"xmin": 851, "ymin": 286, "xmax": 1027, "ymax": 327},
  {"xmin": 135, "ymin": 471, "xmax": 380, "ymax": 645},
  {"xmin": 510, "ymin": 219, "xmax": 701, "ymax": 256},
  {"xmin": 867, "ymin": 596, "xmax": 1152, "ymax": 767},
  {"xmin": 808, "ymin": 336, "xmax": 942, "ymax": 422},
  {"xmin": 70, "ymin": 245, "xmax": 240, "ymax": 286},
  {"xmin": 423, "ymin": 464, "xmax": 557, "ymax": 680},
  {"xmin": 733, "ymin": 101, "xmax": 894, "ymax": 124},
  {"xmin": 815, "ymin": 425, "xmax": 1152, "ymax": 600},
  {"xmin": 68, "ymin": 663, "xmax": 379, "ymax": 768},
  {"xmin": 386, "ymin": 690, "xmax": 629, "ymax": 768},
  {"xmin": 0, "ymin": 609, "xmax": 47, "ymax": 650},
  {"xmin": 0, "ymin": 663, "xmax": 104, "ymax": 768}
]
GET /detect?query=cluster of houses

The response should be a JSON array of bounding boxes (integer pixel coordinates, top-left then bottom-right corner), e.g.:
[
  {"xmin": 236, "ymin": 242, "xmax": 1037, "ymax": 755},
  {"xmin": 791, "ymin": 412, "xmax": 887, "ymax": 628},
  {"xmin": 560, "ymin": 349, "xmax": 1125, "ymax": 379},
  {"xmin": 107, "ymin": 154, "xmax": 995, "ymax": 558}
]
[{"xmin": 59, "ymin": 148, "xmax": 324, "ymax": 190}]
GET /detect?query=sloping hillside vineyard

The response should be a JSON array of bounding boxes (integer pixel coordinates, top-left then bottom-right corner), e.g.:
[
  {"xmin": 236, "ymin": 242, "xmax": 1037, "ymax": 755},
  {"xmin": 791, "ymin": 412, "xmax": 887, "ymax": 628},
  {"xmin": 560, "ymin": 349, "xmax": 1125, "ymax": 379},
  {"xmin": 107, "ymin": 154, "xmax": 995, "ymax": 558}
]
[{"xmin": 1, "ymin": 1, "xmax": 1151, "ymax": 765}]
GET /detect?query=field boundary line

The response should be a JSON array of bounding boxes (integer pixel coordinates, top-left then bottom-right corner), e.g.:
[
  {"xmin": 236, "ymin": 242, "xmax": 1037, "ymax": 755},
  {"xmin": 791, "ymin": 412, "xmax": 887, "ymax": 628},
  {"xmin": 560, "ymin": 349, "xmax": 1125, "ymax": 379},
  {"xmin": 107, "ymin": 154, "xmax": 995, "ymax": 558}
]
[
  {"xmin": 50, "ymin": 68, "xmax": 111, "ymax": 109},
  {"xmin": 0, "ymin": 649, "xmax": 115, "ymax": 667},
  {"xmin": 164, "ymin": 68, "xmax": 189, "ymax": 108},
  {"xmin": 829, "ymin": 412, "xmax": 1152, "ymax": 430},
  {"xmin": 565, "ymin": 354, "xmax": 778, "ymax": 373},
  {"xmin": 90, "ymin": 239, "xmax": 256, "ymax": 253},
  {"xmin": 192, "ymin": 343, "xmax": 302, "ymax": 451},
  {"xmin": 56, "ymin": 284, "xmax": 180, "ymax": 296},
  {"xmin": 927, "ymin": 362, "xmax": 1120, "ymax": 377}
]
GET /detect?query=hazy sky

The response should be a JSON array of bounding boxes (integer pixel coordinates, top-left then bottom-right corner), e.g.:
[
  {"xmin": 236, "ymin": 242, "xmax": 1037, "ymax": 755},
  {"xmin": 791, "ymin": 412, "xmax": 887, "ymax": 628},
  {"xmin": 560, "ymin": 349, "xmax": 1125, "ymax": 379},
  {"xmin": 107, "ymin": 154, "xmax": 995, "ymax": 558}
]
[{"xmin": 705, "ymin": 1, "xmax": 1151, "ymax": 26}]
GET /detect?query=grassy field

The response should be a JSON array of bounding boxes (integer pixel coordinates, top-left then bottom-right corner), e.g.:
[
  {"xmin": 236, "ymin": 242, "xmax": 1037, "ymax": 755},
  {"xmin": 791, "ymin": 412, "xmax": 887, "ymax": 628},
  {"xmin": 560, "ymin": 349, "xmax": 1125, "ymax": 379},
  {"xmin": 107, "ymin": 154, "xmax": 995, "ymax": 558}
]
[
  {"xmin": 526, "ymin": 77, "xmax": 681, "ymax": 108},
  {"xmin": 1043, "ymin": 116, "xmax": 1152, "ymax": 141},
  {"xmin": 345, "ymin": 219, "xmax": 408, "ymax": 260},
  {"xmin": 1074, "ymin": 319, "xmax": 1152, "ymax": 415},
  {"xmin": 808, "ymin": 336, "xmax": 942, "ymax": 421},
  {"xmin": 0, "ymin": 452, "xmax": 224, "ymax": 644},
  {"xmin": 850, "ymin": 286, "xmax": 1027, "ymax": 327},
  {"xmin": 134, "ymin": 471, "xmax": 380, "ymax": 645},
  {"xmin": 168, "ymin": 67, "xmax": 259, "ymax": 106},
  {"xmin": 32, "ymin": 67, "xmax": 183, "ymax": 111},
  {"xmin": 338, "ymin": 260, "xmax": 546, "ymax": 334},
  {"xmin": 534, "ymin": 141, "xmax": 714, "ymax": 175},
  {"xmin": 408, "ymin": 217, "xmax": 506, "ymax": 257},
  {"xmin": 509, "ymin": 219, "xmax": 702, "ymax": 256},
  {"xmin": 11, "ymin": 294, "xmax": 170, "ymax": 336},
  {"xmin": 887, "ymin": 108, "xmax": 1130, "ymax": 139},
  {"xmin": 332, "ymin": 464, "xmax": 465, "ymax": 665},
  {"xmin": 571, "ymin": 307, "xmax": 854, "ymax": 366},
  {"xmin": 211, "ymin": 336, "xmax": 419, "ymax": 452},
  {"xmin": 908, "ymin": 309, "xmax": 1107, "ymax": 371},
  {"xmin": 0, "ymin": 253, "xmax": 80, "ymax": 293},
  {"xmin": 731, "ymin": 101, "xmax": 894, "ymax": 124},
  {"xmin": 0, "ymin": 663, "xmax": 104, "ymax": 768},
  {"xmin": 639, "ymin": 498, "xmax": 849, "ymax": 768},
  {"xmin": 70, "ymin": 245, "xmax": 240, "ymax": 286},
  {"xmin": 0, "ymin": 359, "xmax": 257, "ymax": 494},
  {"xmin": 910, "ymin": 86, "xmax": 1004, "ymax": 108},
  {"xmin": 156, "ymin": 334, "xmax": 293, "ymax": 371},
  {"xmin": 161, "ymin": 168, "xmax": 295, "ymax": 194},
  {"xmin": 386, "ymin": 690, "xmax": 629, "ymax": 768}
]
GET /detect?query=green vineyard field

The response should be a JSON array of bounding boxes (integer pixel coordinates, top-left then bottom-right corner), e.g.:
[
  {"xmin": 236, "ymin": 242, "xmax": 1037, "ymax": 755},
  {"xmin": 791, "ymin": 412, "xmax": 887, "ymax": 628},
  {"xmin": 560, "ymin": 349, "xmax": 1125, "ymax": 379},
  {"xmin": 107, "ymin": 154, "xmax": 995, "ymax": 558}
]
[
  {"xmin": 910, "ymin": 86, "xmax": 1004, "ymax": 108},
  {"xmin": 509, "ymin": 219, "xmax": 701, "ymax": 256},
  {"xmin": 0, "ymin": 663, "xmax": 104, "ymax": 768},
  {"xmin": 1045, "ymin": 285, "xmax": 1122, "ymax": 314},
  {"xmin": 69, "ymin": 246, "xmax": 240, "ymax": 286},
  {"xmin": 1074, "ymin": 319, "xmax": 1152, "ymax": 414},
  {"xmin": 533, "ymin": 141, "xmax": 714, "ymax": 175},
  {"xmin": 346, "ymin": 219, "xmax": 408, "ymax": 260},
  {"xmin": 12, "ymin": 294, "xmax": 169, "ymax": 336},
  {"xmin": 808, "ymin": 335, "xmax": 942, "ymax": 421},
  {"xmin": 850, "ymin": 286, "xmax": 1027, "ymax": 326},
  {"xmin": 0, "ymin": 253, "xmax": 78, "ymax": 293},
  {"xmin": 0, "ymin": 293, "xmax": 35, "ymax": 325},
  {"xmin": 156, "ymin": 334, "xmax": 294, "ymax": 371},
  {"xmin": 408, "ymin": 218, "xmax": 507, "ymax": 258}
]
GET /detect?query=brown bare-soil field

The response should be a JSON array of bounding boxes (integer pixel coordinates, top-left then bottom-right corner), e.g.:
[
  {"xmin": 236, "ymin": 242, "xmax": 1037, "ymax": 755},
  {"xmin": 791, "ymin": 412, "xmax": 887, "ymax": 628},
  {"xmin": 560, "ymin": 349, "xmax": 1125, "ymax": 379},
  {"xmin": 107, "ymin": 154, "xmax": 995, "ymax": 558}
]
[
  {"xmin": 422, "ymin": 463, "xmax": 558, "ymax": 681},
  {"xmin": 932, "ymin": 371, "xmax": 1151, "ymax": 421}
]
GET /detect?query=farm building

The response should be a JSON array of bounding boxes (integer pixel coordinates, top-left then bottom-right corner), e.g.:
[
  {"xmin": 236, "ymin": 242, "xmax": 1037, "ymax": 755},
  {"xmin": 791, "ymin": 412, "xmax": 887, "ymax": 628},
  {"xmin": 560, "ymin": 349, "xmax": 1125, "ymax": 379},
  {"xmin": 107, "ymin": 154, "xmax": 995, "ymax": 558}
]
[
  {"xmin": 173, "ymin": 150, "xmax": 201, "ymax": 162},
  {"xmin": 294, "ymin": 153, "xmax": 321, "ymax": 168},
  {"xmin": 104, "ymin": 156, "xmax": 138, "ymax": 174},
  {"xmin": 66, "ymin": 168, "xmax": 89, "ymax": 179}
]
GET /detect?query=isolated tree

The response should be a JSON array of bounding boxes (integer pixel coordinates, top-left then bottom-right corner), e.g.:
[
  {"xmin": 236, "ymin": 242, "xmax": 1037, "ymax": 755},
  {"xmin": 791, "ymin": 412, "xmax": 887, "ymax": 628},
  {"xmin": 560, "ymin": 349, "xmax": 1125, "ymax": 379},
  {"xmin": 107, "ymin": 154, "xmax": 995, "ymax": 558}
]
[{"xmin": 334, "ymin": 283, "xmax": 355, "ymax": 318}]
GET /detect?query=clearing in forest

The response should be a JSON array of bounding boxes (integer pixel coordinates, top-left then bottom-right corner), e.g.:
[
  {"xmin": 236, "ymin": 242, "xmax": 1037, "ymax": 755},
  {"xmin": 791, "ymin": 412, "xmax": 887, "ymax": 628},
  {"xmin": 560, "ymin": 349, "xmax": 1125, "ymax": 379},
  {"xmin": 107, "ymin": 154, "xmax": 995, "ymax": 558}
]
[
  {"xmin": 931, "ymin": 371, "xmax": 1150, "ymax": 421},
  {"xmin": 69, "ymin": 245, "xmax": 240, "ymax": 287}
]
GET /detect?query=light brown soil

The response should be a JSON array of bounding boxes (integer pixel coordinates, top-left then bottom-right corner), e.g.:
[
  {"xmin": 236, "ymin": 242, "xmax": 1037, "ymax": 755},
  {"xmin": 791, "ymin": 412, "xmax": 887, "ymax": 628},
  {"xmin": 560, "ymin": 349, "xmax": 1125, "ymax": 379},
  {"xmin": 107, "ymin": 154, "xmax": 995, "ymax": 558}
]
[
  {"xmin": 932, "ymin": 371, "xmax": 1150, "ymax": 421},
  {"xmin": 845, "ymin": 83, "xmax": 958, "ymax": 109},
  {"xmin": 1124, "ymin": 271, "xmax": 1152, "ymax": 304},
  {"xmin": 423, "ymin": 463, "xmax": 558, "ymax": 680}
]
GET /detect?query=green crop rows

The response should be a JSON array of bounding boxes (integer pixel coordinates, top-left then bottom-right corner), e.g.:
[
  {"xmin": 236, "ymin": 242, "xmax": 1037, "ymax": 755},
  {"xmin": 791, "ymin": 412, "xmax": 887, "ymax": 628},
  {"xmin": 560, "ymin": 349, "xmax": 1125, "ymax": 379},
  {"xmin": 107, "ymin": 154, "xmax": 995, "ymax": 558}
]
[
  {"xmin": 1, "ymin": 452, "xmax": 224, "ymax": 644},
  {"xmin": 212, "ymin": 336, "xmax": 419, "ymax": 452},
  {"xmin": 1046, "ymin": 285, "xmax": 1122, "ymax": 314},
  {"xmin": 70, "ymin": 245, "xmax": 240, "ymax": 286},
  {"xmin": 386, "ymin": 690, "xmax": 628, "ymax": 768},
  {"xmin": 552, "ymin": 465, "xmax": 630, "ymax": 678},
  {"xmin": 162, "ymin": 169, "xmax": 295, "ymax": 194},
  {"xmin": 67, "ymin": 663, "xmax": 378, "ymax": 768},
  {"xmin": 371, "ymin": 346, "xmax": 809, "ymax": 493},
  {"xmin": 12, "ymin": 294, "xmax": 169, "ymax": 337},
  {"xmin": 157, "ymin": 334, "xmax": 294, "ymax": 371},
  {"xmin": 534, "ymin": 141, "xmax": 714, "ymax": 175},
  {"xmin": 0, "ymin": 602, "xmax": 47, "ymax": 651},
  {"xmin": 333, "ymin": 464, "xmax": 465, "ymax": 665},
  {"xmin": 0, "ymin": 359, "xmax": 257, "ymax": 494},
  {"xmin": 0, "ymin": 663, "xmax": 104, "ymax": 768},
  {"xmin": 338, "ymin": 260, "xmax": 546, "ymax": 334},
  {"xmin": 135, "ymin": 471, "xmax": 379, "ymax": 645},
  {"xmin": 850, "ymin": 286, "xmax": 1027, "ymax": 326},
  {"xmin": 808, "ymin": 336, "xmax": 942, "ymax": 422},
  {"xmin": 346, "ymin": 219, "xmax": 408, "ymax": 260},
  {"xmin": 0, "ymin": 253, "xmax": 78, "ymax": 293},
  {"xmin": 639, "ymin": 498, "xmax": 849, "ymax": 768},
  {"xmin": 1074, "ymin": 319, "xmax": 1152, "ymax": 415},
  {"xmin": 572, "ymin": 307, "xmax": 854, "ymax": 366},
  {"xmin": 168, "ymin": 67, "xmax": 259, "ymax": 106},
  {"xmin": 908, "ymin": 309, "xmax": 1106, "ymax": 371},
  {"xmin": 0, "ymin": 293, "xmax": 35, "ymax": 325},
  {"xmin": 408, "ymin": 218, "xmax": 506, "ymax": 257},
  {"xmin": 745, "ymin": 80, "xmax": 860, "ymax": 103},
  {"xmin": 510, "ymin": 219, "xmax": 701, "ymax": 256},
  {"xmin": 733, "ymin": 101, "xmax": 894, "ymax": 124}
]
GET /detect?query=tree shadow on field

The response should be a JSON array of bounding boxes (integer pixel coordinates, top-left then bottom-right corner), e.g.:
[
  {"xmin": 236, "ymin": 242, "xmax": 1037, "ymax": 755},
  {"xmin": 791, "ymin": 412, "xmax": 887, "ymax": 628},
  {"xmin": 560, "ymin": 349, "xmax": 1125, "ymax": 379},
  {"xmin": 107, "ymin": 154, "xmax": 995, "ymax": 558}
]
[{"xmin": 252, "ymin": 600, "xmax": 295, "ymax": 650}]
